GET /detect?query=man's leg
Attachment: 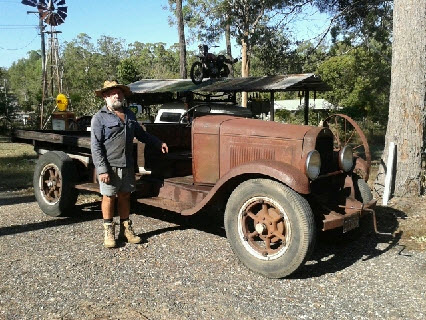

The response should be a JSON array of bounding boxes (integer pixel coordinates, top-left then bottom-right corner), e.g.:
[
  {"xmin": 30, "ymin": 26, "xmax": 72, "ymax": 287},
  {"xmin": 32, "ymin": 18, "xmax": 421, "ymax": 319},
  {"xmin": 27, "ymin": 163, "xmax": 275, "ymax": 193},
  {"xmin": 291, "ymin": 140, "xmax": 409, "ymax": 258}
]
[
  {"xmin": 117, "ymin": 191, "xmax": 130, "ymax": 220},
  {"xmin": 102, "ymin": 195, "xmax": 116, "ymax": 220},
  {"xmin": 117, "ymin": 191, "xmax": 141, "ymax": 244},
  {"xmin": 102, "ymin": 195, "xmax": 117, "ymax": 248}
]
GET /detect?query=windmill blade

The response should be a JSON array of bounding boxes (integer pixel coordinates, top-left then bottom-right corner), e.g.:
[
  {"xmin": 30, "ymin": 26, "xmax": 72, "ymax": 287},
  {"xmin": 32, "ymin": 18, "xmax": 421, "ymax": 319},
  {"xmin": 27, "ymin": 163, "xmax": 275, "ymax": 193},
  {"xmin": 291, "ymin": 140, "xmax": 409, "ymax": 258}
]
[
  {"xmin": 57, "ymin": 6, "xmax": 67, "ymax": 14},
  {"xmin": 54, "ymin": 15, "xmax": 64, "ymax": 25},
  {"xmin": 47, "ymin": 0, "xmax": 54, "ymax": 11},
  {"xmin": 21, "ymin": 0, "xmax": 37, "ymax": 7},
  {"xmin": 57, "ymin": 10, "xmax": 67, "ymax": 20},
  {"xmin": 56, "ymin": 0, "xmax": 66, "ymax": 5},
  {"xmin": 37, "ymin": 2, "xmax": 48, "ymax": 11}
]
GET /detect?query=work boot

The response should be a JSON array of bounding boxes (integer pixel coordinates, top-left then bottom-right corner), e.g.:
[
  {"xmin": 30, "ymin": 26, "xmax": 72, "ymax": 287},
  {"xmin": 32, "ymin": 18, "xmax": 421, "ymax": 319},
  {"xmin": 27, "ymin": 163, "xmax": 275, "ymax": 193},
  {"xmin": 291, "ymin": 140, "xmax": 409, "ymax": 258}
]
[
  {"xmin": 118, "ymin": 220, "xmax": 142, "ymax": 244},
  {"xmin": 103, "ymin": 222, "xmax": 116, "ymax": 248}
]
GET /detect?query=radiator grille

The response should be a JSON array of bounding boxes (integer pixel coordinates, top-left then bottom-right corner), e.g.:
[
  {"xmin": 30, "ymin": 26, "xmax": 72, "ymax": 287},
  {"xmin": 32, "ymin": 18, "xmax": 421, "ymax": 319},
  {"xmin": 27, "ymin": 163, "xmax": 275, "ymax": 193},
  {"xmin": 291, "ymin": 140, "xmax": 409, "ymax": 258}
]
[
  {"xmin": 315, "ymin": 136, "xmax": 335, "ymax": 173},
  {"xmin": 230, "ymin": 146, "xmax": 275, "ymax": 168}
]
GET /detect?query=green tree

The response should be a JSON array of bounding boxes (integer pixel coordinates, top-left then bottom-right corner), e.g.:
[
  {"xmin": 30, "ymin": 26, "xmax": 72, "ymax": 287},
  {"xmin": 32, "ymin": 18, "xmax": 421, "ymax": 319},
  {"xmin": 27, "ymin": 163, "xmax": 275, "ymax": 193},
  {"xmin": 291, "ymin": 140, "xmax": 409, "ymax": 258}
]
[
  {"xmin": 62, "ymin": 34, "xmax": 104, "ymax": 116},
  {"xmin": 128, "ymin": 42, "xmax": 180, "ymax": 79},
  {"xmin": 117, "ymin": 58, "xmax": 139, "ymax": 84},
  {"xmin": 8, "ymin": 51, "xmax": 43, "ymax": 113},
  {"xmin": 317, "ymin": 42, "xmax": 391, "ymax": 123},
  {"xmin": 97, "ymin": 35, "xmax": 126, "ymax": 80}
]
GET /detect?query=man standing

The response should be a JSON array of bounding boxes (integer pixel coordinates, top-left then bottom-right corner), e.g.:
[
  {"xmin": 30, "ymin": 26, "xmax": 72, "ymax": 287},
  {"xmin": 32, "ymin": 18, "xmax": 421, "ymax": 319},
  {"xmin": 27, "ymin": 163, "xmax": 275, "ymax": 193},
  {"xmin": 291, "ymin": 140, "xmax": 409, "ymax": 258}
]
[{"xmin": 91, "ymin": 80, "xmax": 168, "ymax": 248}]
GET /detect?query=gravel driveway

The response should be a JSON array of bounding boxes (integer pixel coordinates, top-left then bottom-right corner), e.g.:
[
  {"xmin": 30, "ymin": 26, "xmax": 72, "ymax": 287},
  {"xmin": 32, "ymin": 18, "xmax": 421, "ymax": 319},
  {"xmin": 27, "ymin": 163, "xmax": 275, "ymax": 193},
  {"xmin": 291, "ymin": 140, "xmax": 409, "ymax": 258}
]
[{"xmin": 0, "ymin": 192, "xmax": 425, "ymax": 320}]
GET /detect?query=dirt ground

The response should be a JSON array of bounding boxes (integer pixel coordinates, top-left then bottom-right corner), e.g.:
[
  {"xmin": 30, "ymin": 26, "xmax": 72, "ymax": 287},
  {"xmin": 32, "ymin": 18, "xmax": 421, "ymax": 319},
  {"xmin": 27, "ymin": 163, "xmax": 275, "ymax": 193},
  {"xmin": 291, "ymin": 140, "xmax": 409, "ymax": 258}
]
[
  {"xmin": 367, "ymin": 163, "xmax": 426, "ymax": 251},
  {"xmin": 383, "ymin": 195, "xmax": 426, "ymax": 251}
]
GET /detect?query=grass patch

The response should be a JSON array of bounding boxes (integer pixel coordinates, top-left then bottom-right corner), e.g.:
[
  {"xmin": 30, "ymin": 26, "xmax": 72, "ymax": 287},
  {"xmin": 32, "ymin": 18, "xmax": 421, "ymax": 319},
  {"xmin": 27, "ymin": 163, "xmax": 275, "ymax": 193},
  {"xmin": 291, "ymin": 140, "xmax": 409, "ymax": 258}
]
[{"xmin": 0, "ymin": 142, "xmax": 37, "ymax": 191}]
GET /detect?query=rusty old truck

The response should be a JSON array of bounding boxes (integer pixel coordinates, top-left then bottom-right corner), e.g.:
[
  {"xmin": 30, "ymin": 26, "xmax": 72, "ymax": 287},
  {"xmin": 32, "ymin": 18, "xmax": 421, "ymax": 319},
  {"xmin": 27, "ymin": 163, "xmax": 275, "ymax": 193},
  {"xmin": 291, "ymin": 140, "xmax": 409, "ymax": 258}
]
[{"xmin": 11, "ymin": 74, "xmax": 376, "ymax": 278}]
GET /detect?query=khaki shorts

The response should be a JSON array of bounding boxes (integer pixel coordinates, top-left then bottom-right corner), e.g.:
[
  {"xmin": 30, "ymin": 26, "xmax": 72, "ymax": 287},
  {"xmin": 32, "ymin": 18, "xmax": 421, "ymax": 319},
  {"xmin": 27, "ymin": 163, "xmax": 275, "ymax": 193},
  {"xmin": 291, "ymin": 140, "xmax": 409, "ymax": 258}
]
[{"xmin": 99, "ymin": 167, "xmax": 136, "ymax": 196}]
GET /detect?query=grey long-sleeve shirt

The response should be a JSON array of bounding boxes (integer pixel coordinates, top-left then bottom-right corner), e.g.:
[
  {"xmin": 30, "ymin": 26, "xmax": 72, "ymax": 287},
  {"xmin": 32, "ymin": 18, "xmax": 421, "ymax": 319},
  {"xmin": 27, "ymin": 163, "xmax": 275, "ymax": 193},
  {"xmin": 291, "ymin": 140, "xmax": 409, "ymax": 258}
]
[{"xmin": 90, "ymin": 106, "xmax": 162, "ymax": 175}]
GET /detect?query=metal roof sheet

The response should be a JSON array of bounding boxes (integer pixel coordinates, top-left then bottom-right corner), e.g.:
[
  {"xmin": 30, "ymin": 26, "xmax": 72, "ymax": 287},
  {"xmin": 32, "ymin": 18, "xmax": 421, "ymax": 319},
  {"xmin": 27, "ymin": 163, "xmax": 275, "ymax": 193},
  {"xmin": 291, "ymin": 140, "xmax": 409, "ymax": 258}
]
[{"xmin": 128, "ymin": 73, "xmax": 330, "ymax": 94}]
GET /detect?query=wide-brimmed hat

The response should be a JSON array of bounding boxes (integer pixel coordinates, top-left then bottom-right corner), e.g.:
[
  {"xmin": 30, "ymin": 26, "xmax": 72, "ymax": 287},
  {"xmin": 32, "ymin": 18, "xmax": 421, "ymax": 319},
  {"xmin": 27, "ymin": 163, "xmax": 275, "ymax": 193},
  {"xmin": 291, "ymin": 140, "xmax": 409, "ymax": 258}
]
[{"xmin": 95, "ymin": 80, "xmax": 132, "ymax": 97}]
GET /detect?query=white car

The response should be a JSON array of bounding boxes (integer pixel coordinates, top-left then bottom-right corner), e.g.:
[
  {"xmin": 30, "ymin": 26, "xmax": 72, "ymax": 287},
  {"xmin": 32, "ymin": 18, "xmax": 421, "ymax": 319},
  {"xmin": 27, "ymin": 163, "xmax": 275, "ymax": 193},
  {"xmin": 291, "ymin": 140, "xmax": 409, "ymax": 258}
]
[{"xmin": 154, "ymin": 101, "xmax": 253, "ymax": 123}]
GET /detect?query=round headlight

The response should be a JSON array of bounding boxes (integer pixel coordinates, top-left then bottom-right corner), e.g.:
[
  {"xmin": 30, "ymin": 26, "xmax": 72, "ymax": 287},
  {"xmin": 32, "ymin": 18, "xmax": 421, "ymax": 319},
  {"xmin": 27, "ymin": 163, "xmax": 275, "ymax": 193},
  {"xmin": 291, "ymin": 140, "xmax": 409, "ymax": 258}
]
[
  {"xmin": 306, "ymin": 150, "xmax": 321, "ymax": 180},
  {"xmin": 339, "ymin": 145, "xmax": 353, "ymax": 172}
]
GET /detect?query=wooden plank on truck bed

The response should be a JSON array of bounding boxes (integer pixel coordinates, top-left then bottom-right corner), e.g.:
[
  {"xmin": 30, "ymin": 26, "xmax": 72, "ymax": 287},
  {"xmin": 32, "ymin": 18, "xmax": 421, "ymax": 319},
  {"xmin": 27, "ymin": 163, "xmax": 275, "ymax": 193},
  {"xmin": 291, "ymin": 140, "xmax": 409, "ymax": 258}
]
[{"xmin": 12, "ymin": 129, "xmax": 91, "ymax": 149}]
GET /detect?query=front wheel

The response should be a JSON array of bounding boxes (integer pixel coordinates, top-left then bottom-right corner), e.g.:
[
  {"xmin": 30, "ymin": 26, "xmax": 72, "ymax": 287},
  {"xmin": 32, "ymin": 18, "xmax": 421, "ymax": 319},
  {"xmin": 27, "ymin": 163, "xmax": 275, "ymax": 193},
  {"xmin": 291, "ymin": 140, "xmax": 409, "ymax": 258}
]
[
  {"xmin": 33, "ymin": 151, "xmax": 78, "ymax": 217},
  {"xmin": 190, "ymin": 61, "xmax": 204, "ymax": 84},
  {"xmin": 224, "ymin": 179, "xmax": 316, "ymax": 278}
]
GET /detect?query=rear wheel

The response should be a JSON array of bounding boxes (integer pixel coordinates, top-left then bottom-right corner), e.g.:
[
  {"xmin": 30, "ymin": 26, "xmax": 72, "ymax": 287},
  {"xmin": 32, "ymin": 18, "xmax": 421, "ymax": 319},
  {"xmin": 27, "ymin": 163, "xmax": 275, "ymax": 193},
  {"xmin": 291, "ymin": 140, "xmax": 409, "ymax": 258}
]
[
  {"xmin": 224, "ymin": 179, "xmax": 316, "ymax": 278},
  {"xmin": 190, "ymin": 61, "xmax": 204, "ymax": 84},
  {"xmin": 33, "ymin": 151, "xmax": 78, "ymax": 217}
]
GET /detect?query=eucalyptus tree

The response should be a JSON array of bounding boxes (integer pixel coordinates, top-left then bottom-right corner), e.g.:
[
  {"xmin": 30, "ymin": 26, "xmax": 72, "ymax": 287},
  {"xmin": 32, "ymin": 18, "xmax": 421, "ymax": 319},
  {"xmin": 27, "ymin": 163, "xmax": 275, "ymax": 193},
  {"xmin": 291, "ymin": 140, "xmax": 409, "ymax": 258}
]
[
  {"xmin": 166, "ymin": 0, "xmax": 188, "ymax": 78},
  {"xmin": 372, "ymin": 0, "xmax": 425, "ymax": 197},
  {"xmin": 7, "ymin": 51, "xmax": 43, "ymax": 113},
  {"xmin": 97, "ymin": 35, "xmax": 126, "ymax": 80},
  {"xmin": 127, "ymin": 42, "xmax": 181, "ymax": 79},
  {"xmin": 183, "ymin": 0, "xmax": 308, "ymax": 105},
  {"xmin": 61, "ymin": 34, "xmax": 106, "ymax": 116},
  {"xmin": 117, "ymin": 58, "xmax": 139, "ymax": 85}
]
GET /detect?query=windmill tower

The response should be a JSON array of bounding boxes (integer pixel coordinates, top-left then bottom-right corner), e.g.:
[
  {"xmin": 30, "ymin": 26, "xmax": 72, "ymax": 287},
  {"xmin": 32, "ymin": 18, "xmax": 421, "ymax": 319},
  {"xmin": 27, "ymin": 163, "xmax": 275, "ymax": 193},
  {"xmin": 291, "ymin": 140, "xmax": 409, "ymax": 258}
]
[{"xmin": 22, "ymin": 0, "xmax": 68, "ymax": 128}]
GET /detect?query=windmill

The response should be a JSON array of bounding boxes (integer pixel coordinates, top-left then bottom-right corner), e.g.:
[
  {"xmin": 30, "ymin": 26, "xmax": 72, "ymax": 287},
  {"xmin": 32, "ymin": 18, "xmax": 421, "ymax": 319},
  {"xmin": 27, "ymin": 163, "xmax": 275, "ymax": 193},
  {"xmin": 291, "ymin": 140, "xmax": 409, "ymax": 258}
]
[{"xmin": 22, "ymin": 0, "xmax": 68, "ymax": 128}]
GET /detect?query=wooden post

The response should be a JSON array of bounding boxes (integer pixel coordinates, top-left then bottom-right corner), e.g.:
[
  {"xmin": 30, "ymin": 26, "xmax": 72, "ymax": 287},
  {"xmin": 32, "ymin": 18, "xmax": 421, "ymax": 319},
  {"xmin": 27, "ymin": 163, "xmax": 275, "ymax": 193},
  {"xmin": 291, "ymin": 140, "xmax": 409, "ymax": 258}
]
[
  {"xmin": 304, "ymin": 90, "xmax": 309, "ymax": 125},
  {"xmin": 270, "ymin": 91, "xmax": 275, "ymax": 121}
]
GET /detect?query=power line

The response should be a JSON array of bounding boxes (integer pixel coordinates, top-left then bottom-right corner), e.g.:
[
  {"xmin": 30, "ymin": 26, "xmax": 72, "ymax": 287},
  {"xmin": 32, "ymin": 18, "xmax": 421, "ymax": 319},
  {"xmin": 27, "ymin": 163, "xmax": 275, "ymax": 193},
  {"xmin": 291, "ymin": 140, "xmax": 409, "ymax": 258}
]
[
  {"xmin": 0, "ymin": 34, "xmax": 38, "ymax": 50},
  {"xmin": 0, "ymin": 25, "xmax": 38, "ymax": 29}
]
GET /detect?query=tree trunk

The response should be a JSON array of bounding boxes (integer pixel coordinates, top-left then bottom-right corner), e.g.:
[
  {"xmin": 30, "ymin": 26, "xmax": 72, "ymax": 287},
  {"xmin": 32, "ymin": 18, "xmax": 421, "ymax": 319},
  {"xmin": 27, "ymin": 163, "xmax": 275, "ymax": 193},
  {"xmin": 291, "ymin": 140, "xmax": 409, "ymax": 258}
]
[
  {"xmin": 176, "ymin": 0, "xmax": 187, "ymax": 79},
  {"xmin": 241, "ymin": 38, "xmax": 249, "ymax": 107},
  {"xmin": 373, "ymin": 0, "xmax": 426, "ymax": 197},
  {"xmin": 225, "ymin": 21, "xmax": 234, "ymax": 77}
]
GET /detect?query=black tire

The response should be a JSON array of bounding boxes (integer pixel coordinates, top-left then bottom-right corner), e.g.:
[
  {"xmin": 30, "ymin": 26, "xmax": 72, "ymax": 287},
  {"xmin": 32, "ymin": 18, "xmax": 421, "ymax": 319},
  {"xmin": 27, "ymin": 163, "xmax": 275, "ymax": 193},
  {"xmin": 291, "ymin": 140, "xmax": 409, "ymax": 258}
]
[
  {"xmin": 33, "ymin": 151, "xmax": 78, "ymax": 217},
  {"xmin": 355, "ymin": 177, "xmax": 373, "ymax": 204},
  {"xmin": 224, "ymin": 179, "xmax": 316, "ymax": 278},
  {"xmin": 190, "ymin": 61, "xmax": 204, "ymax": 84},
  {"xmin": 220, "ymin": 64, "xmax": 230, "ymax": 77}
]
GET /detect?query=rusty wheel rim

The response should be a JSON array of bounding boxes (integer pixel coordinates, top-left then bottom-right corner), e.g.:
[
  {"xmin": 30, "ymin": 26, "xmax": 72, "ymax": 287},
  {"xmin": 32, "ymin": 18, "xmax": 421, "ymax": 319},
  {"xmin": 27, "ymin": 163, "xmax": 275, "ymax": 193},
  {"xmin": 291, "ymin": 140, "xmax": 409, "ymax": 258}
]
[
  {"xmin": 324, "ymin": 113, "xmax": 371, "ymax": 180},
  {"xmin": 238, "ymin": 196, "xmax": 291, "ymax": 260},
  {"xmin": 39, "ymin": 163, "xmax": 62, "ymax": 205}
]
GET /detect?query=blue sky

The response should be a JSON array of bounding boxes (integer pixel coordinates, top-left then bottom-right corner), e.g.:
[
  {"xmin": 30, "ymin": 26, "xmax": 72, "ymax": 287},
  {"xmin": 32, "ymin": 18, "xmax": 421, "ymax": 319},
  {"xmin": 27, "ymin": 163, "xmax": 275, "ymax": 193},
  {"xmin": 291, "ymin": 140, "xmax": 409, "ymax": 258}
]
[{"xmin": 0, "ymin": 0, "xmax": 329, "ymax": 69}]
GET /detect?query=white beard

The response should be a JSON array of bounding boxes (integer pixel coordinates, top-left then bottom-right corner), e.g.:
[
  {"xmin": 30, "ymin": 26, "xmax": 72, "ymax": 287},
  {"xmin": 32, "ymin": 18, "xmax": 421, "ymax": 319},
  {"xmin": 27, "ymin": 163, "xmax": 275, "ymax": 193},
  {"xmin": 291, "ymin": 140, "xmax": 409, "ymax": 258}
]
[{"xmin": 109, "ymin": 100, "xmax": 123, "ymax": 110}]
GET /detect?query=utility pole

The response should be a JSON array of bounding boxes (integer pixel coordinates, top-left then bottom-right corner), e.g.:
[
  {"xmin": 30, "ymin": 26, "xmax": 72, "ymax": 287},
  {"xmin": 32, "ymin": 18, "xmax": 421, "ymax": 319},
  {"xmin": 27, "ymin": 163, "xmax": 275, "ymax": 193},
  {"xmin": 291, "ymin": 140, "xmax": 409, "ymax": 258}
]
[
  {"xmin": 27, "ymin": 10, "xmax": 46, "ymax": 129},
  {"xmin": 3, "ymin": 79, "xmax": 7, "ymax": 119}
]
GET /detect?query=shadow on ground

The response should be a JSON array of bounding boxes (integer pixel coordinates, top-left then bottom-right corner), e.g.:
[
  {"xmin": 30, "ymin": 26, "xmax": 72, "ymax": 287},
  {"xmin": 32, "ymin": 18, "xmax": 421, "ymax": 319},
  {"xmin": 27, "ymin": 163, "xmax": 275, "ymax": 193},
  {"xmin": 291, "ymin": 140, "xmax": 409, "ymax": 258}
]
[
  {"xmin": 292, "ymin": 205, "xmax": 408, "ymax": 278},
  {"xmin": 134, "ymin": 202, "xmax": 408, "ymax": 278},
  {"xmin": 0, "ymin": 194, "xmax": 35, "ymax": 206},
  {"xmin": 133, "ymin": 202, "xmax": 226, "ymax": 238},
  {"xmin": 0, "ymin": 201, "xmax": 102, "ymax": 238}
]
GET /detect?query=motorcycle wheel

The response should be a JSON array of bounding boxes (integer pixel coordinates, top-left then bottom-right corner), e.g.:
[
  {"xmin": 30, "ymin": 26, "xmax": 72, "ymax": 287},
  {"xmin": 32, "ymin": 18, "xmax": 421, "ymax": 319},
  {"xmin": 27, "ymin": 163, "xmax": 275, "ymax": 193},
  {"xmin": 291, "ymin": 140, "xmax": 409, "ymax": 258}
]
[
  {"xmin": 220, "ymin": 65, "xmax": 230, "ymax": 78},
  {"xmin": 190, "ymin": 62, "xmax": 204, "ymax": 84}
]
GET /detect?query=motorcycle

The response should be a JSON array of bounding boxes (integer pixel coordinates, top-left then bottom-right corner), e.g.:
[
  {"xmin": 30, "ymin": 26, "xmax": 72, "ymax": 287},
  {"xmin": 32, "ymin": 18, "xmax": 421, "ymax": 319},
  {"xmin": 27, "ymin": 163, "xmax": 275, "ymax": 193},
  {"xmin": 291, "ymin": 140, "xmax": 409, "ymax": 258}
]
[{"xmin": 190, "ymin": 44, "xmax": 238, "ymax": 84}]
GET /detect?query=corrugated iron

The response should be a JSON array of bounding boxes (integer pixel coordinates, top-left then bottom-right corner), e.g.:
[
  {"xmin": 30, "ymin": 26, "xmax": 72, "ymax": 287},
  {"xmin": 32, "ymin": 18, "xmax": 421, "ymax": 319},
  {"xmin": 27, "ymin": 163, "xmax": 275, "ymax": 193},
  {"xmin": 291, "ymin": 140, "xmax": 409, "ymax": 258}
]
[{"xmin": 128, "ymin": 73, "xmax": 330, "ymax": 94}]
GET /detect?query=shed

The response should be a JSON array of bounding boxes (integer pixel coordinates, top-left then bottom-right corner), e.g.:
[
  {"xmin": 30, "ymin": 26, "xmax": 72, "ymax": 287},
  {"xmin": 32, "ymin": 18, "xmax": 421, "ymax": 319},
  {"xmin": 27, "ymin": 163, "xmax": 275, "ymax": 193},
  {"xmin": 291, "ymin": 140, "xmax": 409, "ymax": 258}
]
[{"xmin": 128, "ymin": 73, "xmax": 330, "ymax": 123}]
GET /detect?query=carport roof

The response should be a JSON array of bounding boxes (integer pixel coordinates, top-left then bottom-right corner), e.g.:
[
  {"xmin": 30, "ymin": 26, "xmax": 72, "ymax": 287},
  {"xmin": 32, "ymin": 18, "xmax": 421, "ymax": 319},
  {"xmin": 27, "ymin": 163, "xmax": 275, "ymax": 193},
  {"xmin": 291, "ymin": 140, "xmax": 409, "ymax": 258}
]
[{"xmin": 128, "ymin": 73, "xmax": 330, "ymax": 94}]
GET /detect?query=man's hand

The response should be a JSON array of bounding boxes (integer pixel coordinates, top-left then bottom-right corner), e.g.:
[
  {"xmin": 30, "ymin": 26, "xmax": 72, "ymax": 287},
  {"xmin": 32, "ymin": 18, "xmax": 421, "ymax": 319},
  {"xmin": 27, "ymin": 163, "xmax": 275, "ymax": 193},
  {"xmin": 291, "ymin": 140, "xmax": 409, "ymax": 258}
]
[
  {"xmin": 161, "ymin": 143, "xmax": 168, "ymax": 154},
  {"xmin": 99, "ymin": 173, "xmax": 110, "ymax": 184}
]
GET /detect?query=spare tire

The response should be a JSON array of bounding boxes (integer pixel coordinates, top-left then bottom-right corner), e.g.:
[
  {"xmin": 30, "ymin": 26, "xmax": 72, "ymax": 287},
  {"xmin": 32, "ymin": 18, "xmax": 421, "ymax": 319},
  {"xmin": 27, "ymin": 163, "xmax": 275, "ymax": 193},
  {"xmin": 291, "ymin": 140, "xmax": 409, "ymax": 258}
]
[{"xmin": 33, "ymin": 151, "xmax": 78, "ymax": 217}]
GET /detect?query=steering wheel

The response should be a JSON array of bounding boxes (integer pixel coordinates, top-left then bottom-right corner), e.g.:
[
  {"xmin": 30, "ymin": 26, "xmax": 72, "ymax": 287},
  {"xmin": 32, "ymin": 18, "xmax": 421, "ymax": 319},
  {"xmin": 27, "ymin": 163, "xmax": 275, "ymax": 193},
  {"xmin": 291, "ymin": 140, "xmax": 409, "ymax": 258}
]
[{"xmin": 179, "ymin": 104, "xmax": 212, "ymax": 124}]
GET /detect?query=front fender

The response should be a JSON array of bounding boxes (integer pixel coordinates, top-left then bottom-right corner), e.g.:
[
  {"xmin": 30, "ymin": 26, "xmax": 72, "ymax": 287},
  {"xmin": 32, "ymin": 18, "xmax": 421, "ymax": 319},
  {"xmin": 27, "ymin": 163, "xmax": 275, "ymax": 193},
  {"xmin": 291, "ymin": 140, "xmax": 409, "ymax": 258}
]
[
  {"xmin": 221, "ymin": 160, "xmax": 310, "ymax": 194},
  {"xmin": 181, "ymin": 159, "xmax": 309, "ymax": 215}
]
